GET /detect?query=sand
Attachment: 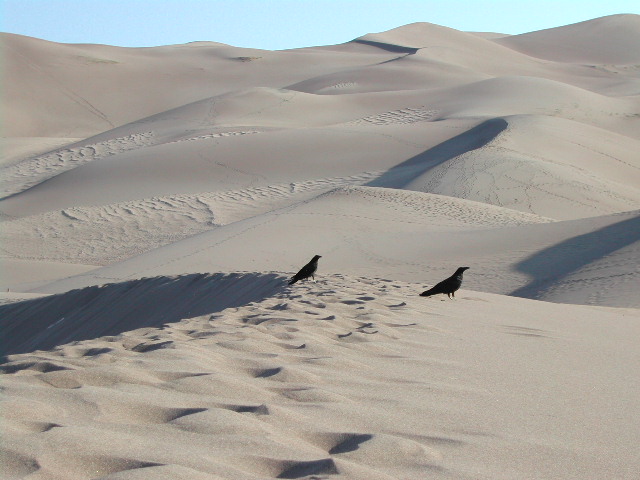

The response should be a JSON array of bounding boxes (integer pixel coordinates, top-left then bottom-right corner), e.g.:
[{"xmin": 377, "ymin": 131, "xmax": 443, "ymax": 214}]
[{"xmin": 2, "ymin": 14, "xmax": 639, "ymax": 479}]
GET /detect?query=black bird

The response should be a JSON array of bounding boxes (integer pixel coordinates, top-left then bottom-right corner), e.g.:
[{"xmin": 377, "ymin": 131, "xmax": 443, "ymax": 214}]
[
  {"xmin": 420, "ymin": 267, "xmax": 469, "ymax": 298},
  {"xmin": 289, "ymin": 255, "xmax": 322, "ymax": 285}
]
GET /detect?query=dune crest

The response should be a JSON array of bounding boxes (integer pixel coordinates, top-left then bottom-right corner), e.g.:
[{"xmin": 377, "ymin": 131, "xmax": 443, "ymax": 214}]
[{"xmin": 495, "ymin": 14, "xmax": 640, "ymax": 65}]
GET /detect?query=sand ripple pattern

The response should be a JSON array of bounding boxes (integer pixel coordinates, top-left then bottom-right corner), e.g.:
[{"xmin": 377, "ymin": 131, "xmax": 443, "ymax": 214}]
[
  {"xmin": 349, "ymin": 106, "xmax": 439, "ymax": 125},
  {"xmin": 322, "ymin": 186, "xmax": 550, "ymax": 227},
  {"xmin": 0, "ymin": 132, "xmax": 155, "ymax": 199},
  {"xmin": 1, "ymin": 173, "xmax": 381, "ymax": 264},
  {"xmin": 168, "ymin": 130, "xmax": 261, "ymax": 144}
]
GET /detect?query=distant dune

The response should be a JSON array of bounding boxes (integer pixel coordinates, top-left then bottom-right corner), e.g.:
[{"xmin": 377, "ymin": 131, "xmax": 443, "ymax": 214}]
[
  {"xmin": 495, "ymin": 14, "xmax": 640, "ymax": 64},
  {"xmin": 2, "ymin": 15, "xmax": 639, "ymax": 480}
]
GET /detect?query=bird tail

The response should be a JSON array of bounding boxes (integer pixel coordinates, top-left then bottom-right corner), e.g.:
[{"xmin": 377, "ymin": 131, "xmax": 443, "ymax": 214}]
[
  {"xmin": 288, "ymin": 277, "xmax": 298, "ymax": 285},
  {"xmin": 420, "ymin": 288, "xmax": 435, "ymax": 297}
]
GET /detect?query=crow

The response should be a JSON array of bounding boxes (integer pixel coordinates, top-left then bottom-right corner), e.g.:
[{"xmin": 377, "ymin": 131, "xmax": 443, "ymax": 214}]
[
  {"xmin": 420, "ymin": 267, "xmax": 469, "ymax": 298},
  {"xmin": 288, "ymin": 255, "xmax": 322, "ymax": 285}
]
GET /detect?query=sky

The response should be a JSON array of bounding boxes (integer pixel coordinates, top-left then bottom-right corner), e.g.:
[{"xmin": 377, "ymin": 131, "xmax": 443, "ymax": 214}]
[{"xmin": 2, "ymin": 0, "xmax": 640, "ymax": 50}]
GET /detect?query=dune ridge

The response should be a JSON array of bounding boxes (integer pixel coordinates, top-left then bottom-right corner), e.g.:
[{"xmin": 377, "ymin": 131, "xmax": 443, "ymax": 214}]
[{"xmin": 2, "ymin": 274, "xmax": 639, "ymax": 479}]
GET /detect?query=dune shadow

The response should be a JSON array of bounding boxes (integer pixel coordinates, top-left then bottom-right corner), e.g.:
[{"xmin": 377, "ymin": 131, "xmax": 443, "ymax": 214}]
[
  {"xmin": 0, "ymin": 272, "xmax": 287, "ymax": 358},
  {"xmin": 510, "ymin": 214, "xmax": 640, "ymax": 299},
  {"xmin": 366, "ymin": 118, "xmax": 507, "ymax": 189},
  {"xmin": 352, "ymin": 39, "xmax": 420, "ymax": 54}
]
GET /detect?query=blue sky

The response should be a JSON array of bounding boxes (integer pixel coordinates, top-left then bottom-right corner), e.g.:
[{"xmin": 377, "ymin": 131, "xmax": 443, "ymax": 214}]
[{"xmin": 3, "ymin": 0, "xmax": 639, "ymax": 50}]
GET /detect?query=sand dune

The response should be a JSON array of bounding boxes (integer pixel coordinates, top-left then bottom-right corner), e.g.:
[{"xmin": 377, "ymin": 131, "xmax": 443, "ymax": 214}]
[
  {"xmin": 373, "ymin": 115, "xmax": 640, "ymax": 219},
  {"xmin": 495, "ymin": 14, "xmax": 640, "ymax": 65},
  {"xmin": 2, "ymin": 14, "xmax": 640, "ymax": 479},
  {"xmin": 2, "ymin": 78, "xmax": 638, "ymax": 217},
  {"xmin": 21, "ymin": 188, "xmax": 638, "ymax": 308},
  {"xmin": 1, "ymin": 272, "xmax": 284, "ymax": 356},
  {"xmin": 2, "ymin": 32, "xmax": 398, "ymax": 138},
  {"xmin": 0, "ymin": 175, "xmax": 380, "ymax": 266},
  {"xmin": 2, "ymin": 275, "xmax": 639, "ymax": 479}
]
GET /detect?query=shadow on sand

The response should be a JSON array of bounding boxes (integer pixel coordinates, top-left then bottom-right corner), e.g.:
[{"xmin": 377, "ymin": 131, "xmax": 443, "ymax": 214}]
[
  {"xmin": 510, "ymin": 214, "xmax": 640, "ymax": 300},
  {"xmin": 366, "ymin": 118, "xmax": 508, "ymax": 189},
  {"xmin": 0, "ymin": 272, "xmax": 287, "ymax": 358}
]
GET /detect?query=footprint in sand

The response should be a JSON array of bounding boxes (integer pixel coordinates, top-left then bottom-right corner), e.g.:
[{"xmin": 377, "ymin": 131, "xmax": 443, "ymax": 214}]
[
  {"xmin": 187, "ymin": 330, "xmax": 220, "ymax": 339},
  {"xmin": 243, "ymin": 316, "xmax": 297, "ymax": 326},
  {"xmin": 130, "ymin": 341, "xmax": 174, "ymax": 352},
  {"xmin": 300, "ymin": 300, "xmax": 326, "ymax": 308},
  {"xmin": 328, "ymin": 433, "xmax": 374, "ymax": 454},
  {"xmin": 226, "ymin": 404, "xmax": 270, "ymax": 415},
  {"xmin": 80, "ymin": 347, "xmax": 113, "ymax": 356},
  {"xmin": 387, "ymin": 301, "xmax": 407, "ymax": 308},
  {"xmin": 276, "ymin": 342, "xmax": 306, "ymax": 350},
  {"xmin": 0, "ymin": 361, "xmax": 71, "ymax": 374},
  {"xmin": 277, "ymin": 458, "xmax": 338, "ymax": 478},
  {"xmin": 254, "ymin": 367, "xmax": 282, "ymax": 378},
  {"xmin": 341, "ymin": 299, "xmax": 366, "ymax": 305},
  {"xmin": 356, "ymin": 322, "xmax": 379, "ymax": 334},
  {"xmin": 269, "ymin": 302, "xmax": 290, "ymax": 311}
]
